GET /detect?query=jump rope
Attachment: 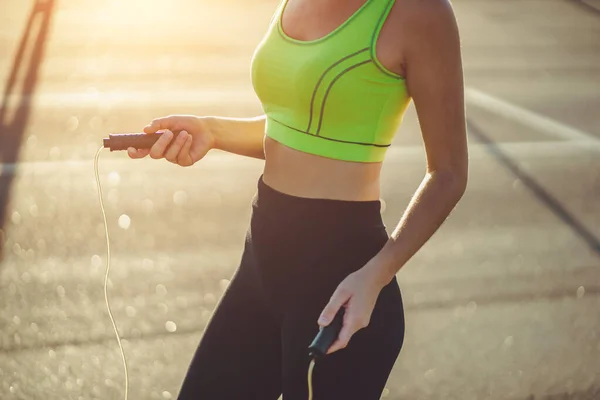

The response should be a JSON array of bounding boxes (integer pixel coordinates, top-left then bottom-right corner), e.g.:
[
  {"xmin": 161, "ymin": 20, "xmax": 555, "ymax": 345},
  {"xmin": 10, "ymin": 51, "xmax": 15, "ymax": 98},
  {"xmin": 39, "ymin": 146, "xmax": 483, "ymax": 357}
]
[{"xmin": 95, "ymin": 132, "xmax": 346, "ymax": 400}]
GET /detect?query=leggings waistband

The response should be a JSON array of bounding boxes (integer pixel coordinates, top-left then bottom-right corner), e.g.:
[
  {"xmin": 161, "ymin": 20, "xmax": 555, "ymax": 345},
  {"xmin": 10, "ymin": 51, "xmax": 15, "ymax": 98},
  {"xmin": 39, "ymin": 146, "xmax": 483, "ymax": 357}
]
[{"xmin": 252, "ymin": 175, "xmax": 385, "ymax": 228}]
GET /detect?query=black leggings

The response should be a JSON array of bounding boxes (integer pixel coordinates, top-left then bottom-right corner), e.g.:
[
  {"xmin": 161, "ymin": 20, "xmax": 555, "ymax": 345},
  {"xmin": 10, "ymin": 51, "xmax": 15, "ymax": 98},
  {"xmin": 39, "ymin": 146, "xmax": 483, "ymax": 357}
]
[{"xmin": 177, "ymin": 176, "xmax": 405, "ymax": 400}]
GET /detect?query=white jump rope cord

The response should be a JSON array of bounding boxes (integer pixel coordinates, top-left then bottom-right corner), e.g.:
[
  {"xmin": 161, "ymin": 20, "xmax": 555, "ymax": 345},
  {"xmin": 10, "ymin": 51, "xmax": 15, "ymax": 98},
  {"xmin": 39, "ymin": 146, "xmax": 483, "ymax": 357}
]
[
  {"xmin": 94, "ymin": 145, "xmax": 316, "ymax": 400},
  {"xmin": 307, "ymin": 359, "xmax": 316, "ymax": 399},
  {"xmin": 94, "ymin": 146, "xmax": 129, "ymax": 400}
]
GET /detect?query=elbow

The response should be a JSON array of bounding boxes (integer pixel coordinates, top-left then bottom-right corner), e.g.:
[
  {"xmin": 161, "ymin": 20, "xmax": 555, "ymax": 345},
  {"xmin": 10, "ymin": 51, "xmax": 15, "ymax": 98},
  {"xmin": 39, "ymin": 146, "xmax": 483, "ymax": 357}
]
[
  {"xmin": 430, "ymin": 163, "xmax": 468, "ymax": 202},
  {"xmin": 454, "ymin": 169, "xmax": 468, "ymax": 201}
]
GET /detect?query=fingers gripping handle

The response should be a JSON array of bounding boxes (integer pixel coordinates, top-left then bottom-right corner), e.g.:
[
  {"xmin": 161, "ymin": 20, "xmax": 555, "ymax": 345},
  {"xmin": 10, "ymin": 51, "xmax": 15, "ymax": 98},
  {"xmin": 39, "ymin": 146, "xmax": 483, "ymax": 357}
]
[
  {"xmin": 102, "ymin": 132, "xmax": 165, "ymax": 151},
  {"xmin": 308, "ymin": 308, "xmax": 345, "ymax": 359}
]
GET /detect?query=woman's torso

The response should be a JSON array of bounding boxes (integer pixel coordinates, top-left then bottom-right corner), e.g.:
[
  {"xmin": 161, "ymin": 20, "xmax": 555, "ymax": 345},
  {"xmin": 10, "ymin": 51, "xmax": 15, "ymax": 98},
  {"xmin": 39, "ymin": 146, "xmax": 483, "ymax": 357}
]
[{"xmin": 257, "ymin": 0, "xmax": 410, "ymax": 201}]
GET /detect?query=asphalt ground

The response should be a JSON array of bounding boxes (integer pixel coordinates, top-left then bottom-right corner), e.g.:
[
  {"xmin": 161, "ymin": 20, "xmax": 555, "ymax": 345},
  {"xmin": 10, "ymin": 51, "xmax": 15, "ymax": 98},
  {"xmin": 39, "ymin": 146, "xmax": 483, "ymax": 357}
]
[{"xmin": 0, "ymin": 0, "xmax": 599, "ymax": 399}]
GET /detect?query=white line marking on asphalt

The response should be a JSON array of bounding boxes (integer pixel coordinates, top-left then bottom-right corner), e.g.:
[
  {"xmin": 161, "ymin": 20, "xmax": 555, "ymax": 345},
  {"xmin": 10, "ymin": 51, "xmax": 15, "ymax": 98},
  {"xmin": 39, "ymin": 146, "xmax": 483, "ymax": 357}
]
[
  {"xmin": 465, "ymin": 87, "xmax": 598, "ymax": 143},
  {"xmin": 1, "ymin": 88, "xmax": 259, "ymax": 108},
  {"xmin": 4, "ymin": 86, "xmax": 596, "ymax": 144},
  {"xmin": 1, "ymin": 140, "xmax": 598, "ymax": 177}
]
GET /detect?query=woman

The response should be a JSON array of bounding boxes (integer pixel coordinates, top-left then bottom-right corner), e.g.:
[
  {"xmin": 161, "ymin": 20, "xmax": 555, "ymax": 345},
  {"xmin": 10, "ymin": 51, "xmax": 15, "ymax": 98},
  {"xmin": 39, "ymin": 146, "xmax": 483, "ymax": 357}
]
[{"xmin": 129, "ymin": 0, "xmax": 467, "ymax": 398}]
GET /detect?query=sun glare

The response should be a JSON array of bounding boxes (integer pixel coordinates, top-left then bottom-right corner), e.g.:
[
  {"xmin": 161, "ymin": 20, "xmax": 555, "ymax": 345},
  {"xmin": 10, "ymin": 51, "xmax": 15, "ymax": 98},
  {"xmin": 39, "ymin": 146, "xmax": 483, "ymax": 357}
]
[{"xmin": 96, "ymin": 0, "xmax": 173, "ymax": 26}]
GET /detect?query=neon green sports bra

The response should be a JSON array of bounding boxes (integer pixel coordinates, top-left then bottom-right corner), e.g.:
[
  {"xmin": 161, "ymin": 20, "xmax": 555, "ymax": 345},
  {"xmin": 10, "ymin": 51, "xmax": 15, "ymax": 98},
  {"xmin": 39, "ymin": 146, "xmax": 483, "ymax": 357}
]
[{"xmin": 251, "ymin": 0, "xmax": 411, "ymax": 163}]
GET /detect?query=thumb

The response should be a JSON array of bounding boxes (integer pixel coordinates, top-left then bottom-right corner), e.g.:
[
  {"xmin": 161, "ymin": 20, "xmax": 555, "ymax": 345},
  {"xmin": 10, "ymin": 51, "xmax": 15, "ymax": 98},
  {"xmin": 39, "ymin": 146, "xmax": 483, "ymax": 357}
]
[
  {"xmin": 144, "ymin": 116, "xmax": 181, "ymax": 134},
  {"xmin": 318, "ymin": 289, "xmax": 350, "ymax": 327}
]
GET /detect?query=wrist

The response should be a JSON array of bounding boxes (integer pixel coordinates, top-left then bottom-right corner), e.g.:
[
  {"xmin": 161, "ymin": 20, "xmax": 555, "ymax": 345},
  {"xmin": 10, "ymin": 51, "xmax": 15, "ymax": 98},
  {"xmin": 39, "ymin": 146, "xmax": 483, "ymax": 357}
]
[
  {"xmin": 363, "ymin": 254, "xmax": 397, "ymax": 289},
  {"xmin": 200, "ymin": 116, "xmax": 220, "ymax": 151}
]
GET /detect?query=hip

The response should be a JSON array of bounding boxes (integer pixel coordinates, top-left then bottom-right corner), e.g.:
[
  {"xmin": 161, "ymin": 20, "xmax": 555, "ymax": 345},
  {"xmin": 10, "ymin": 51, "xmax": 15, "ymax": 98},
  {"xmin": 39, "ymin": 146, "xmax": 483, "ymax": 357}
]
[{"xmin": 248, "ymin": 175, "xmax": 391, "ymax": 309}]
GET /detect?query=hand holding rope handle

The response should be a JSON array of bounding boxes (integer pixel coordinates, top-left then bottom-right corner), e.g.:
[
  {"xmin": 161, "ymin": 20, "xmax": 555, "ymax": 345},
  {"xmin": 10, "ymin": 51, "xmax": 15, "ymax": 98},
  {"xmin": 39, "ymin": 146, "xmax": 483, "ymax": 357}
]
[
  {"xmin": 103, "ymin": 132, "xmax": 166, "ymax": 151},
  {"xmin": 306, "ymin": 307, "xmax": 345, "ymax": 399},
  {"xmin": 308, "ymin": 307, "xmax": 345, "ymax": 359}
]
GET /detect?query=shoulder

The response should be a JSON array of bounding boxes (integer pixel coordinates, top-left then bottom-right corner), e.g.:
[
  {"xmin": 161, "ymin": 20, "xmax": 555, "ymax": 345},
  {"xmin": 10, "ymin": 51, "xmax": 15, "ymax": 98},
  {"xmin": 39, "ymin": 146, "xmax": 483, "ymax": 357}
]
[
  {"xmin": 395, "ymin": 0, "xmax": 461, "ymax": 51},
  {"xmin": 396, "ymin": 0, "xmax": 457, "ymax": 23}
]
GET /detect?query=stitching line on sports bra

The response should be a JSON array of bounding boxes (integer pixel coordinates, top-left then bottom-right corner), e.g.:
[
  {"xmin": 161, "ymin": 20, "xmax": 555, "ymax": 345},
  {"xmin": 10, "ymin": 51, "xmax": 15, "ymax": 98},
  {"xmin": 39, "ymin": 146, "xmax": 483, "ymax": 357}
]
[
  {"xmin": 315, "ymin": 59, "xmax": 373, "ymax": 136},
  {"xmin": 270, "ymin": 116, "xmax": 391, "ymax": 148},
  {"xmin": 370, "ymin": 0, "xmax": 404, "ymax": 79},
  {"xmin": 306, "ymin": 48, "xmax": 369, "ymax": 133}
]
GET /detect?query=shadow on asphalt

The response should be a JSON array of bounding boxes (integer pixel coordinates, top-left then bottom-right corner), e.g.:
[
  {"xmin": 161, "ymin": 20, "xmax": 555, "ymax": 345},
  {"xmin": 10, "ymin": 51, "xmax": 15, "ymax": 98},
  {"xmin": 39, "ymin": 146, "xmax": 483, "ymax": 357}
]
[
  {"xmin": 521, "ymin": 386, "xmax": 600, "ymax": 400},
  {"xmin": 466, "ymin": 119, "xmax": 600, "ymax": 257},
  {"xmin": 568, "ymin": 0, "xmax": 600, "ymax": 16},
  {"xmin": 0, "ymin": 0, "xmax": 55, "ymax": 262},
  {"xmin": 1, "ymin": 277, "xmax": 598, "ymax": 355}
]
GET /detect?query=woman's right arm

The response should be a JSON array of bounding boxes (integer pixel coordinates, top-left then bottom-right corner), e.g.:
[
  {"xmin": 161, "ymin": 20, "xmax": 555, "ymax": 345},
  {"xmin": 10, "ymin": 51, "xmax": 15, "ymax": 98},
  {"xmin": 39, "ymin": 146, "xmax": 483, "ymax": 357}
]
[
  {"xmin": 127, "ymin": 114, "xmax": 267, "ymax": 164},
  {"xmin": 208, "ymin": 115, "xmax": 266, "ymax": 160}
]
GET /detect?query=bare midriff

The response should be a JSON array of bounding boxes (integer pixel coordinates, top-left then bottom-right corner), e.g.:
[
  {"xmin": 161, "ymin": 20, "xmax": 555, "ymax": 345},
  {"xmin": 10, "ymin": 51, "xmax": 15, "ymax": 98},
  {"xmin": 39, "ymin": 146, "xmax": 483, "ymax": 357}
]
[{"xmin": 263, "ymin": 136, "xmax": 383, "ymax": 201}]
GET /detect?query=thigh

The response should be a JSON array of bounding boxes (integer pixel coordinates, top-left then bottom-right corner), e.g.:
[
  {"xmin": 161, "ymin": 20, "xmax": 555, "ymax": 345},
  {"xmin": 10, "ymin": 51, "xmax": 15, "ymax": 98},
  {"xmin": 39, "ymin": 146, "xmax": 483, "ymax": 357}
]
[
  {"xmin": 281, "ymin": 278, "xmax": 405, "ymax": 400},
  {"xmin": 177, "ymin": 239, "xmax": 283, "ymax": 400}
]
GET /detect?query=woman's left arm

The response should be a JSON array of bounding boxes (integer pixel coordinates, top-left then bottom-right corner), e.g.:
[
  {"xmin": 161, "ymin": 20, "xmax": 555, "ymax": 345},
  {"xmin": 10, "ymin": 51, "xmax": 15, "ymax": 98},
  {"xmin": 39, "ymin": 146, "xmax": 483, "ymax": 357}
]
[
  {"xmin": 319, "ymin": 0, "xmax": 468, "ymax": 354},
  {"xmin": 365, "ymin": 0, "xmax": 468, "ymax": 287}
]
